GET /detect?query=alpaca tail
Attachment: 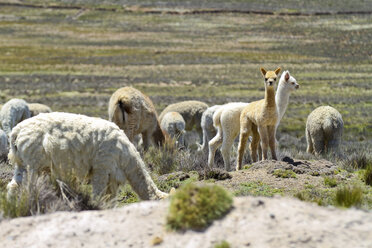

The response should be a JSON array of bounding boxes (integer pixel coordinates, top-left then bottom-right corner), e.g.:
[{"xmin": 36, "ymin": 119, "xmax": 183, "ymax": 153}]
[{"xmin": 109, "ymin": 100, "xmax": 131, "ymax": 129}]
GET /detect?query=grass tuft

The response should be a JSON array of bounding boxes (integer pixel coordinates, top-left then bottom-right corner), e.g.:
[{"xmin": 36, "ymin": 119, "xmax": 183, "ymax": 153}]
[
  {"xmin": 363, "ymin": 165, "xmax": 372, "ymax": 186},
  {"xmin": 335, "ymin": 185, "xmax": 363, "ymax": 208},
  {"xmin": 166, "ymin": 183, "xmax": 233, "ymax": 231}
]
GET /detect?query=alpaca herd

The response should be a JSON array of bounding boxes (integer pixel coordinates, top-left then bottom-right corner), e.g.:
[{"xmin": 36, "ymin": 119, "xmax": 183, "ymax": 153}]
[{"xmin": 1, "ymin": 68, "xmax": 344, "ymax": 201}]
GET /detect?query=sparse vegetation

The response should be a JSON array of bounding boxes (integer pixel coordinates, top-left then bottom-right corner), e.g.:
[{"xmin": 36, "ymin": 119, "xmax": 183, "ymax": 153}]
[
  {"xmin": 324, "ymin": 176, "xmax": 338, "ymax": 188},
  {"xmin": 167, "ymin": 183, "xmax": 233, "ymax": 231},
  {"xmin": 234, "ymin": 182, "xmax": 283, "ymax": 197}
]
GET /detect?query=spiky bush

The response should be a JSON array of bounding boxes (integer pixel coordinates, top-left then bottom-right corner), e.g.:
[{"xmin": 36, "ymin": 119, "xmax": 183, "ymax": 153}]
[
  {"xmin": 214, "ymin": 240, "xmax": 231, "ymax": 248},
  {"xmin": 0, "ymin": 173, "xmax": 108, "ymax": 219},
  {"xmin": 335, "ymin": 185, "xmax": 363, "ymax": 208},
  {"xmin": 324, "ymin": 176, "xmax": 338, "ymax": 187},
  {"xmin": 167, "ymin": 183, "xmax": 233, "ymax": 231}
]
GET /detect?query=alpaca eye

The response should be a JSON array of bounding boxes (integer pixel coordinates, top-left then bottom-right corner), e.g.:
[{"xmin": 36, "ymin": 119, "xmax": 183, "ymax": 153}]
[
  {"xmin": 265, "ymin": 78, "xmax": 268, "ymax": 81},
  {"xmin": 292, "ymin": 82, "xmax": 295, "ymax": 85},
  {"xmin": 274, "ymin": 78, "xmax": 276, "ymax": 81}
]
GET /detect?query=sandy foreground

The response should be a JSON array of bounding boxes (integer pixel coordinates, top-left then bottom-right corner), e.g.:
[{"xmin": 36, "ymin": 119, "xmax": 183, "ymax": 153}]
[{"xmin": 0, "ymin": 196, "xmax": 371, "ymax": 248}]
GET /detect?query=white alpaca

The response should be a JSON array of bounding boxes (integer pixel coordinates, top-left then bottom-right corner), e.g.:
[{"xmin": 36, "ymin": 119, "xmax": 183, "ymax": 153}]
[
  {"xmin": 7, "ymin": 112, "xmax": 168, "ymax": 200},
  {"xmin": 306, "ymin": 106, "xmax": 343, "ymax": 155},
  {"xmin": 0, "ymin": 129, "xmax": 8, "ymax": 161},
  {"xmin": 0, "ymin": 99, "xmax": 31, "ymax": 136},
  {"xmin": 208, "ymin": 71, "xmax": 299, "ymax": 170},
  {"xmin": 27, "ymin": 103, "xmax": 52, "ymax": 117},
  {"xmin": 160, "ymin": 112, "xmax": 186, "ymax": 148},
  {"xmin": 208, "ymin": 102, "xmax": 249, "ymax": 171},
  {"xmin": 199, "ymin": 105, "xmax": 222, "ymax": 154},
  {"xmin": 159, "ymin": 101, "xmax": 208, "ymax": 144}
]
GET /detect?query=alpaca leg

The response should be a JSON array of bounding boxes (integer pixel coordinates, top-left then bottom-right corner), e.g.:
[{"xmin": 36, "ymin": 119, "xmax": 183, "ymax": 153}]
[
  {"xmin": 257, "ymin": 144, "xmax": 262, "ymax": 161},
  {"xmin": 91, "ymin": 168, "xmax": 109, "ymax": 198},
  {"xmin": 268, "ymin": 125, "xmax": 277, "ymax": 160},
  {"xmin": 141, "ymin": 131, "xmax": 151, "ymax": 151},
  {"xmin": 208, "ymin": 128, "xmax": 223, "ymax": 168},
  {"xmin": 250, "ymin": 125, "xmax": 260, "ymax": 162},
  {"xmin": 306, "ymin": 128, "xmax": 314, "ymax": 154},
  {"xmin": 312, "ymin": 130, "xmax": 325, "ymax": 155},
  {"xmin": 221, "ymin": 133, "xmax": 235, "ymax": 171},
  {"xmin": 258, "ymin": 126, "xmax": 269, "ymax": 160},
  {"xmin": 236, "ymin": 121, "xmax": 251, "ymax": 171}
]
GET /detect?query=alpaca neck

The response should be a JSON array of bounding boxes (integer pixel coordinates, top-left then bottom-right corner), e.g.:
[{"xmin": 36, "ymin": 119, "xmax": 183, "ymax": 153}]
[
  {"xmin": 265, "ymin": 86, "xmax": 276, "ymax": 108},
  {"xmin": 275, "ymin": 82, "xmax": 290, "ymax": 122}
]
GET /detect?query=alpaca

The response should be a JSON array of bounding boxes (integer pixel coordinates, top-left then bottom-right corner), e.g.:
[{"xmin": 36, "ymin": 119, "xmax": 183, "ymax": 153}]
[
  {"xmin": 160, "ymin": 112, "xmax": 186, "ymax": 148},
  {"xmin": 0, "ymin": 99, "xmax": 31, "ymax": 136},
  {"xmin": 208, "ymin": 102, "xmax": 249, "ymax": 171},
  {"xmin": 199, "ymin": 105, "xmax": 221, "ymax": 154},
  {"xmin": 27, "ymin": 103, "xmax": 52, "ymax": 117},
  {"xmin": 7, "ymin": 112, "xmax": 168, "ymax": 200},
  {"xmin": 0, "ymin": 129, "xmax": 8, "ymax": 161},
  {"xmin": 306, "ymin": 106, "xmax": 343, "ymax": 155},
  {"xmin": 159, "ymin": 101, "xmax": 208, "ymax": 144},
  {"xmin": 236, "ymin": 67, "xmax": 281, "ymax": 170},
  {"xmin": 108, "ymin": 87, "xmax": 165, "ymax": 150},
  {"xmin": 209, "ymin": 70, "xmax": 299, "ymax": 170}
]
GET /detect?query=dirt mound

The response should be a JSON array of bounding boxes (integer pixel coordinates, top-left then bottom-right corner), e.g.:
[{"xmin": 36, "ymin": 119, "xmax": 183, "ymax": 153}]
[
  {"xmin": 0, "ymin": 196, "xmax": 371, "ymax": 248},
  {"xmin": 251, "ymin": 157, "xmax": 338, "ymax": 176}
]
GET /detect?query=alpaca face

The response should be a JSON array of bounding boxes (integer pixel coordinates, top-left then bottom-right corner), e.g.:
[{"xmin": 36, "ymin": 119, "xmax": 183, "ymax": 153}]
[
  {"xmin": 281, "ymin": 71, "xmax": 300, "ymax": 91},
  {"xmin": 260, "ymin": 67, "xmax": 281, "ymax": 88}
]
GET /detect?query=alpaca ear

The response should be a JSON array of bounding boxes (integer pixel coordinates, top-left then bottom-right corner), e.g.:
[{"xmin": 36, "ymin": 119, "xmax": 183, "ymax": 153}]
[
  {"xmin": 260, "ymin": 67, "xmax": 267, "ymax": 76},
  {"xmin": 274, "ymin": 67, "xmax": 281, "ymax": 75},
  {"xmin": 285, "ymin": 72, "xmax": 290, "ymax": 81}
]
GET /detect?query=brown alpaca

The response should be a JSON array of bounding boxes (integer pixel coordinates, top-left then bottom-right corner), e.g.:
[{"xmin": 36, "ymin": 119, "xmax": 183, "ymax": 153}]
[
  {"xmin": 108, "ymin": 87, "xmax": 165, "ymax": 150},
  {"xmin": 236, "ymin": 67, "xmax": 281, "ymax": 170}
]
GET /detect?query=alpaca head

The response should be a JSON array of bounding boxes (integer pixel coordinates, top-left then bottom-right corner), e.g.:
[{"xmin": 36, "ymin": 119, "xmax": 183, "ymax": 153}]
[
  {"xmin": 260, "ymin": 67, "xmax": 281, "ymax": 88},
  {"xmin": 279, "ymin": 70, "xmax": 299, "ymax": 91}
]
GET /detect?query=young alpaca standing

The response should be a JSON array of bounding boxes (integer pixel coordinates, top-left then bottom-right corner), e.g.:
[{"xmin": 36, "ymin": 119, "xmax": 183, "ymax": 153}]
[
  {"xmin": 306, "ymin": 106, "xmax": 343, "ymax": 155},
  {"xmin": 236, "ymin": 67, "xmax": 281, "ymax": 170},
  {"xmin": 7, "ymin": 112, "xmax": 168, "ymax": 200},
  {"xmin": 209, "ymin": 70, "xmax": 299, "ymax": 170},
  {"xmin": 108, "ymin": 87, "xmax": 165, "ymax": 150}
]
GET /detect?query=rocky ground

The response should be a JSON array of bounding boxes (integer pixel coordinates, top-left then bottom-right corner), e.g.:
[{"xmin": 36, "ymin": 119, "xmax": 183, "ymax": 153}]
[{"xmin": 1, "ymin": 196, "xmax": 371, "ymax": 248}]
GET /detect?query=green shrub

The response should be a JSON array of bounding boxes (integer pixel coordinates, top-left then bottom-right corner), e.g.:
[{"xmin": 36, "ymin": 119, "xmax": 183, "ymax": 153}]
[
  {"xmin": 144, "ymin": 146, "xmax": 178, "ymax": 175},
  {"xmin": 167, "ymin": 183, "xmax": 233, "ymax": 231},
  {"xmin": 214, "ymin": 240, "xmax": 230, "ymax": 248},
  {"xmin": 273, "ymin": 169, "xmax": 297, "ymax": 178},
  {"xmin": 324, "ymin": 176, "xmax": 338, "ymax": 187},
  {"xmin": 335, "ymin": 185, "xmax": 363, "ymax": 208}
]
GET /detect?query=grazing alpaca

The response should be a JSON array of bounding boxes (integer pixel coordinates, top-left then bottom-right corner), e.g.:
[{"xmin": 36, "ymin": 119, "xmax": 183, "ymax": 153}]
[
  {"xmin": 236, "ymin": 67, "xmax": 281, "ymax": 170},
  {"xmin": 108, "ymin": 87, "xmax": 165, "ymax": 150},
  {"xmin": 27, "ymin": 103, "xmax": 52, "ymax": 117},
  {"xmin": 159, "ymin": 100, "xmax": 208, "ymax": 144},
  {"xmin": 7, "ymin": 112, "xmax": 168, "ymax": 200},
  {"xmin": 306, "ymin": 106, "xmax": 343, "ymax": 155},
  {"xmin": 209, "ymin": 70, "xmax": 299, "ymax": 170},
  {"xmin": 160, "ymin": 111, "xmax": 186, "ymax": 148},
  {"xmin": 0, "ymin": 99, "xmax": 31, "ymax": 136}
]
